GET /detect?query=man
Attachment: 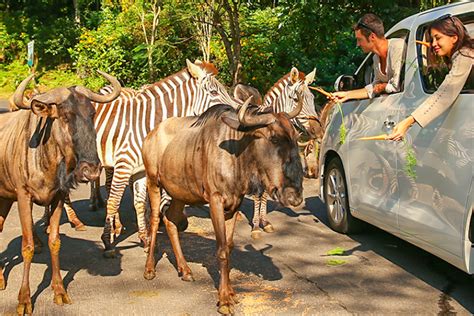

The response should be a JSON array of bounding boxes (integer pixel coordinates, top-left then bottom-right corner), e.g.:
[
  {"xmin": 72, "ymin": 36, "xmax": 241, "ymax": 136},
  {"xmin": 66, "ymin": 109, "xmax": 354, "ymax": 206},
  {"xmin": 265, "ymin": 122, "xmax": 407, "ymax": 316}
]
[{"xmin": 332, "ymin": 14, "xmax": 406, "ymax": 102}]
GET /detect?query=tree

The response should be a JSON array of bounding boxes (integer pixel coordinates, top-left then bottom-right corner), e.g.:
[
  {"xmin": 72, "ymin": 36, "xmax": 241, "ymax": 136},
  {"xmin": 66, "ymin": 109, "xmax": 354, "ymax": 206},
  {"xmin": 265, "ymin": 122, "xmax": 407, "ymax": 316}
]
[
  {"xmin": 134, "ymin": 0, "xmax": 162, "ymax": 81},
  {"xmin": 192, "ymin": 0, "xmax": 214, "ymax": 62}
]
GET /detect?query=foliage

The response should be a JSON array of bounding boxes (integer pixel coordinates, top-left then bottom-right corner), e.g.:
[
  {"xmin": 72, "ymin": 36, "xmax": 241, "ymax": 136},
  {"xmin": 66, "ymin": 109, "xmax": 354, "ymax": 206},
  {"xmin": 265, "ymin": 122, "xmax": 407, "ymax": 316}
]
[
  {"xmin": 0, "ymin": 0, "xmax": 451, "ymax": 96},
  {"xmin": 403, "ymin": 139, "xmax": 418, "ymax": 180}
]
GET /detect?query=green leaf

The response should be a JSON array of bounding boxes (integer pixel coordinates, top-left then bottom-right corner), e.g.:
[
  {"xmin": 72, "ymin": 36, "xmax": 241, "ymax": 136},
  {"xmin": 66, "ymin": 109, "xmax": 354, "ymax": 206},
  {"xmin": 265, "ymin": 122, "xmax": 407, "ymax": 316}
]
[
  {"xmin": 326, "ymin": 247, "xmax": 346, "ymax": 256},
  {"xmin": 326, "ymin": 259, "xmax": 347, "ymax": 266}
]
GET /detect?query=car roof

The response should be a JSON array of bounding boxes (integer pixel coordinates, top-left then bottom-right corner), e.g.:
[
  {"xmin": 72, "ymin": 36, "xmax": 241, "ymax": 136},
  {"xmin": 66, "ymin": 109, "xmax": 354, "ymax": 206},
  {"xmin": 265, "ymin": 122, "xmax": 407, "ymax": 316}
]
[{"xmin": 387, "ymin": 1, "xmax": 473, "ymax": 34}]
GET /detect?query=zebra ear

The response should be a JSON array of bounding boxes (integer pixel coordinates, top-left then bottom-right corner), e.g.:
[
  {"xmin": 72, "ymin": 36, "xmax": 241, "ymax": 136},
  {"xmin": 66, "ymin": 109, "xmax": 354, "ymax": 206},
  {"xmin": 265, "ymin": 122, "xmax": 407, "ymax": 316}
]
[
  {"xmin": 194, "ymin": 59, "xmax": 203, "ymax": 65},
  {"xmin": 305, "ymin": 68, "xmax": 316, "ymax": 85},
  {"xmin": 290, "ymin": 67, "xmax": 299, "ymax": 84},
  {"xmin": 186, "ymin": 59, "xmax": 205, "ymax": 79}
]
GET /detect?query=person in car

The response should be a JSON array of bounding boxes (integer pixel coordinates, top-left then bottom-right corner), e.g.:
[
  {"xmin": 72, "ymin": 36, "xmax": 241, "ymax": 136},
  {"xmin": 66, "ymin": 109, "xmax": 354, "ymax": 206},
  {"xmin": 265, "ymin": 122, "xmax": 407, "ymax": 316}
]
[
  {"xmin": 387, "ymin": 15, "xmax": 473, "ymax": 141},
  {"xmin": 331, "ymin": 14, "xmax": 406, "ymax": 102}
]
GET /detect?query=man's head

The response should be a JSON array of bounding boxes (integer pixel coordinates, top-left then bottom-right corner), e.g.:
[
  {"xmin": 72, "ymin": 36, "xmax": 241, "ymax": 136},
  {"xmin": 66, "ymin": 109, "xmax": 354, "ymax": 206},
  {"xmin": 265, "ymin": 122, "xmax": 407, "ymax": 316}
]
[{"xmin": 353, "ymin": 14, "xmax": 385, "ymax": 53}]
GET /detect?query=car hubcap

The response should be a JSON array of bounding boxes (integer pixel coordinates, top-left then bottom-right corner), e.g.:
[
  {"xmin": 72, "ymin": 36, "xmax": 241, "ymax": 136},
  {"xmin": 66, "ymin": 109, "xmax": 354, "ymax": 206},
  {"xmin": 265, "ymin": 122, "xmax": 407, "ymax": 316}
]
[{"xmin": 326, "ymin": 168, "xmax": 346, "ymax": 224}]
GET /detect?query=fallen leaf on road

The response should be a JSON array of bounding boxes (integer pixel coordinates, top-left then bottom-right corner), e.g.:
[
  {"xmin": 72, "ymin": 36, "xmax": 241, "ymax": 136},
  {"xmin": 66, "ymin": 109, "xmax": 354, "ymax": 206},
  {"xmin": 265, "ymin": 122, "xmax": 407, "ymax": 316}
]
[
  {"xmin": 326, "ymin": 259, "xmax": 347, "ymax": 266},
  {"xmin": 326, "ymin": 247, "xmax": 346, "ymax": 256}
]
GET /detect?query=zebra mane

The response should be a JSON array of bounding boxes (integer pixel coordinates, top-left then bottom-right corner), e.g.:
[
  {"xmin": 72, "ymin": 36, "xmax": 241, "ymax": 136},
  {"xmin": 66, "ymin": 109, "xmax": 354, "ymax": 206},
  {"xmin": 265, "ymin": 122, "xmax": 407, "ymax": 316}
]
[
  {"xmin": 191, "ymin": 104, "xmax": 234, "ymax": 127},
  {"xmin": 264, "ymin": 70, "xmax": 306, "ymax": 100}
]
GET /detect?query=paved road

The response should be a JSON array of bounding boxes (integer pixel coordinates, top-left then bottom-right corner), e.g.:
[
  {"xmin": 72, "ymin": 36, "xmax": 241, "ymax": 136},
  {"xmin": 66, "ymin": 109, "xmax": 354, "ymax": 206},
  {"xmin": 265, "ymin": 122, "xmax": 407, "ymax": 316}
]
[{"xmin": 1, "ymin": 176, "xmax": 473, "ymax": 315}]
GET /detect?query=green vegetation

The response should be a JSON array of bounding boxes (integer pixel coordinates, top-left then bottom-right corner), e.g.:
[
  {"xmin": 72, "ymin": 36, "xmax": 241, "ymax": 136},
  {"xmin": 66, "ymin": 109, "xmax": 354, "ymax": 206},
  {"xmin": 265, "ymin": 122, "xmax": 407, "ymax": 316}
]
[
  {"xmin": 0, "ymin": 0, "xmax": 449, "ymax": 98},
  {"xmin": 403, "ymin": 139, "xmax": 418, "ymax": 180}
]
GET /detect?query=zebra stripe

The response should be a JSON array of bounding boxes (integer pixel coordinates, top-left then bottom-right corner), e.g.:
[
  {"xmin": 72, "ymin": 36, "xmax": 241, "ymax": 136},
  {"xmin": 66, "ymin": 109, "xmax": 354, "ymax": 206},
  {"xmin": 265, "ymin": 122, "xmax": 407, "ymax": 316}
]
[{"xmin": 67, "ymin": 62, "xmax": 238, "ymax": 251}]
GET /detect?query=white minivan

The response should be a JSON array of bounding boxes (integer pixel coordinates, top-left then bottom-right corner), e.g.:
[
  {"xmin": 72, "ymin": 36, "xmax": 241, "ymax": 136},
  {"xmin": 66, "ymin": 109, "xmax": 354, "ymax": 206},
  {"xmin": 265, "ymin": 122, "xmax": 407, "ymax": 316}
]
[{"xmin": 319, "ymin": 2, "xmax": 474, "ymax": 274}]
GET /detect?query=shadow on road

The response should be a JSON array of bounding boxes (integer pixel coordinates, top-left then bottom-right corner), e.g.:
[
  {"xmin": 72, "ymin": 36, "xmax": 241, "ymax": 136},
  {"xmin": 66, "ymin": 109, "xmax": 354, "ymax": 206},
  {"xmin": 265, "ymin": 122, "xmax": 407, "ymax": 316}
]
[{"xmin": 305, "ymin": 195, "xmax": 474, "ymax": 313}]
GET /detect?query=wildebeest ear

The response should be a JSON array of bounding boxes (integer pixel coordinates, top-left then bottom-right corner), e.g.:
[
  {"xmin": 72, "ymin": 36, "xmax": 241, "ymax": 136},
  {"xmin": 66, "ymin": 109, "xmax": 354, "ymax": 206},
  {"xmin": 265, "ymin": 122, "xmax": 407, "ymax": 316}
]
[
  {"xmin": 290, "ymin": 67, "xmax": 299, "ymax": 84},
  {"xmin": 31, "ymin": 100, "xmax": 59, "ymax": 118},
  {"xmin": 221, "ymin": 114, "xmax": 240, "ymax": 130}
]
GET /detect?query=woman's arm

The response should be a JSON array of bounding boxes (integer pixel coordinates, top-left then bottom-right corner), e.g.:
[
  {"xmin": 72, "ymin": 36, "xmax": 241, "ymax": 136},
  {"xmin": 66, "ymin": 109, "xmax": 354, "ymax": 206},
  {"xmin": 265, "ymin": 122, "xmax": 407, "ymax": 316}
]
[
  {"xmin": 411, "ymin": 51, "xmax": 472, "ymax": 128},
  {"xmin": 387, "ymin": 50, "xmax": 472, "ymax": 140}
]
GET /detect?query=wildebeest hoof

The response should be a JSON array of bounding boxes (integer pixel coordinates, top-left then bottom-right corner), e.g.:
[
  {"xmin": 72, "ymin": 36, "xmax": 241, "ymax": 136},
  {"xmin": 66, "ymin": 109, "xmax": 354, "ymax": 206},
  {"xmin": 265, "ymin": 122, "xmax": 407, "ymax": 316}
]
[
  {"xmin": 262, "ymin": 223, "xmax": 275, "ymax": 233},
  {"xmin": 16, "ymin": 302, "xmax": 32, "ymax": 315},
  {"xmin": 103, "ymin": 249, "xmax": 116, "ymax": 258},
  {"xmin": 144, "ymin": 269, "xmax": 156, "ymax": 280},
  {"xmin": 251, "ymin": 228, "xmax": 262, "ymax": 240},
  {"xmin": 217, "ymin": 303, "xmax": 234, "ymax": 315},
  {"xmin": 181, "ymin": 273, "xmax": 195, "ymax": 282},
  {"xmin": 54, "ymin": 293, "xmax": 72, "ymax": 306}
]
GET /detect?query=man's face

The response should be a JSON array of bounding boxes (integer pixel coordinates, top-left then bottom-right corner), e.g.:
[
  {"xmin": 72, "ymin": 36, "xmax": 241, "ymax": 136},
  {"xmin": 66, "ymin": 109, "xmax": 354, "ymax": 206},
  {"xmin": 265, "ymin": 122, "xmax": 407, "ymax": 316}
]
[{"xmin": 355, "ymin": 29, "xmax": 374, "ymax": 53}]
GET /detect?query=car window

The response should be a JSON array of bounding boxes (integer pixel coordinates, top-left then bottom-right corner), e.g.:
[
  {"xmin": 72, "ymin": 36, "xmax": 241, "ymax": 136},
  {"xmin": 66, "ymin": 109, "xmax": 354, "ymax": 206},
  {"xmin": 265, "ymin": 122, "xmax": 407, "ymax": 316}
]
[
  {"xmin": 416, "ymin": 13, "xmax": 474, "ymax": 94},
  {"xmin": 353, "ymin": 29, "xmax": 409, "ymax": 94}
]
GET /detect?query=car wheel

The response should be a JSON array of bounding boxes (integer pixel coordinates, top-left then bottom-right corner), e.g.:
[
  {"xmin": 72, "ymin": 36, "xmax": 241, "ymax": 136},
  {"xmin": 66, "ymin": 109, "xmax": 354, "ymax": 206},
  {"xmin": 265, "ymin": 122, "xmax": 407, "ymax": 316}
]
[{"xmin": 324, "ymin": 157, "xmax": 362, "ymax": 234}]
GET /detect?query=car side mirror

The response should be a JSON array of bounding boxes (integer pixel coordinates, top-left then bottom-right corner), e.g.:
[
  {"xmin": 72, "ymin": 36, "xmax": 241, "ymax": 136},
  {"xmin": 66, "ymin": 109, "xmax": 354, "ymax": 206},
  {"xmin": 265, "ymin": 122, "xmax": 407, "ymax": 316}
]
[{"xmin": 334, "ymin": 75, "xmax": 355, "ymax": 92}]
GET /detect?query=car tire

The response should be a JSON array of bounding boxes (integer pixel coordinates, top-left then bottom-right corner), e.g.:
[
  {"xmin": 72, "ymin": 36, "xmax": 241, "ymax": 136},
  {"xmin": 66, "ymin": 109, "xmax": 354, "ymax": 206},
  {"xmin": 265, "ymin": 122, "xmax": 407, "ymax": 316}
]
[{"xmin": 324, "ymin": 157, "xmax": 363, "ymax": 234}]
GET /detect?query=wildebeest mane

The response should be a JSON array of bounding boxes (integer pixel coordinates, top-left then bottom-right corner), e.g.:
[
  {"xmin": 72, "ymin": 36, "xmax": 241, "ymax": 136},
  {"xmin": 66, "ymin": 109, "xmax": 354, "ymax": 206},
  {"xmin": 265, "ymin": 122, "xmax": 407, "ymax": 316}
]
[{"xmin": 191, "ymin": 104, "xmax": 235, "ymax": 127}]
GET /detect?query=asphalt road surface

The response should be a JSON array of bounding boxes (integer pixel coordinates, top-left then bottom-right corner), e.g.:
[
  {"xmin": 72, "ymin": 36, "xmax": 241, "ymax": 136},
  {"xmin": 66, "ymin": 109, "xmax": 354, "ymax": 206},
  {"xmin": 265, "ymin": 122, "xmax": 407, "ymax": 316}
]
[
  {"xmin": 0, "ymin": 100, "xmax": 473, "ymax": 315},
  {"xmin": 1, "ymin": 176, "xmax": 473, "ymax": 315}
]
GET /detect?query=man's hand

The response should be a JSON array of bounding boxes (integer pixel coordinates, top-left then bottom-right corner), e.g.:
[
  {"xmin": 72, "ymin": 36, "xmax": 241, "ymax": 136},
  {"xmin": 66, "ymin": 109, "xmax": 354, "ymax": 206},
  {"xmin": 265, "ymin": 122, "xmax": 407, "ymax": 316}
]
[
  {"xmin": 387, "ymin": 116, "xmax": 416, "ymax": 141},
  {"xmin": 330, "ymin": 91, "xmax": 350, "ymax": 103},
  {"xmin": 373, "ymin": 83, "xmax": 387, "ymax": 96}
]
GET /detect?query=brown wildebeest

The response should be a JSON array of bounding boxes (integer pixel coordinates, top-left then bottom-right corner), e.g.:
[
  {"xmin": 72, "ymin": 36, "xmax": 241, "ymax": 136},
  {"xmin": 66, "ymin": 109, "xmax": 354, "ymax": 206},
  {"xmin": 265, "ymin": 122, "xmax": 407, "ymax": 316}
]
[
  {"xmin": 0, "ymin": 71, "xmax": 120, "ymax": 314},
  {"xmin": 142, "ymin": 96, "xmax": 304, "ymax": 314}
]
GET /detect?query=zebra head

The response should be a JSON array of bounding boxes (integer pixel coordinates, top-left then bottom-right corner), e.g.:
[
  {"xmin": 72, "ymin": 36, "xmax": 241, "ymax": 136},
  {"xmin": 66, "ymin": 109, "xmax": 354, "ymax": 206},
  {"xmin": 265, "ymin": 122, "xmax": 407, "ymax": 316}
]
[
  {"xmin": 284, "ymin": 67, "xmax": 317, "ymax": 117},
  {"xmin": 264, "ymin": 67, "xmax": 319, "ymax": 137},
  {"xmin": 186, "ymin": 59, "xmax": 238, "ymax": 115}
]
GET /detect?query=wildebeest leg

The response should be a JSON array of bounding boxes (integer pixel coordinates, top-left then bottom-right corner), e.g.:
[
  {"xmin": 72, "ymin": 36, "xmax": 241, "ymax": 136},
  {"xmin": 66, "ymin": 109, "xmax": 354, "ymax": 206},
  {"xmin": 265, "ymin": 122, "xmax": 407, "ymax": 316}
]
[
  {"xmin": 209, "ymin": 193, "xmax": 236, "ymax": 315},
  {"xmin": 0, "ymin": 198, "xmax": 13, "ymax": 290},
  {"xmin": 64, "ymin": 195, "xmax": 86, "ymax": 231},
  {"xmin": 48, "ymin": 196, "xmax": 72, "ymax": 306},
  {"xmin": 251, "ymin": 195, "xmax": 263, "ymax": 239},
  {"xmin": 101, "ymin": 167, "xmax": 131, "ymax": 257},
  {"xmin": 144, "ymin": 177, "xmax": 162, "ymax": 280},
  {"xmin": 163, "ymin": 199, "xmax": 194, "ymax": 281},
  {"xmin": 259, "ymin": 192, "xmax": 274, "ymax": 233},
  {"xmin": 16, "ymin": 193, "xmax": 34, "ymax": 315}
]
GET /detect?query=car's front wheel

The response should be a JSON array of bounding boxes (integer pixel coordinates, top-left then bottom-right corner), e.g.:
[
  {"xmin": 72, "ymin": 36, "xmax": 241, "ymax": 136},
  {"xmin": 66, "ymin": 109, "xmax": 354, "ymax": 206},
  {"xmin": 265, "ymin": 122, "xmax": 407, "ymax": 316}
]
[{"xmin": 324, "ymin": 157, "xmax": 362, "ymax": 234}]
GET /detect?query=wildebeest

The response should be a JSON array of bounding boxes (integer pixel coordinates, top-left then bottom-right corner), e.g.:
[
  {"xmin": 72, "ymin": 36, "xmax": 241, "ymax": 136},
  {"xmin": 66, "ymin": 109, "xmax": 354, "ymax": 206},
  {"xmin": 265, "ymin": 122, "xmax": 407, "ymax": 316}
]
[
  {"xmin": 141, "ymin": 96, "xmax": 304, "ymax": 314},
  {"xmin": 0, "ymin": 71, "xmax": 120, "ymax": 314}
]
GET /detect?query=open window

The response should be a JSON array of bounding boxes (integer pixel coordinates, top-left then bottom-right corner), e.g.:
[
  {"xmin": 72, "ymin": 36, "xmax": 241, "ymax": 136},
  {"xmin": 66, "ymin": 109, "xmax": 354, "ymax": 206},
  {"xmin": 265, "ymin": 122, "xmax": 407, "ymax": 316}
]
[
  {"xmin": 416, "ymin": 13, "xmax": 474, "ymax": 94},
  {"xmin": 350, "ymin": 29, "xmax": 409, "ymax": 95}
]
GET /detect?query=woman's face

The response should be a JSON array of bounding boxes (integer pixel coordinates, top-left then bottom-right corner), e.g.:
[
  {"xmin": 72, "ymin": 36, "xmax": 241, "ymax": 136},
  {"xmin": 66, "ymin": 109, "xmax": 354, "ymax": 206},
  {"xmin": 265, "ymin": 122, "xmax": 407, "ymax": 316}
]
[{"xmin": 430, "ymin": 28, "xmax": 458, "ymax": 57}]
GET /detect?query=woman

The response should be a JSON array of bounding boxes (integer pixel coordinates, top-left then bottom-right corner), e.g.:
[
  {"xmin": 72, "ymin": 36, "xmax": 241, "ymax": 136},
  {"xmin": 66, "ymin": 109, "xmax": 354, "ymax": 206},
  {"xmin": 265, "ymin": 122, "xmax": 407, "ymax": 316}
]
[{"xmin": 387, "ymin": 15, "xmax": 473, "ymax": 141}]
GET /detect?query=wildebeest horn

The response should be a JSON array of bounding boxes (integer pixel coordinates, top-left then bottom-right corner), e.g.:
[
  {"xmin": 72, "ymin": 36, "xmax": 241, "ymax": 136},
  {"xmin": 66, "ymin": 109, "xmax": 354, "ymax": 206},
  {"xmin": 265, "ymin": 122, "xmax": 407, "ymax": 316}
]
[
  {"xmin": 286, "ymin": 92, "xmax": 303, "ymax": 119},
  {"xmin": 238, "ymin": 97, "xmax": 275, "ymax": 127},
  {"xmin": 76, "ymin": 70, "xmax": 121, "ymax": 103},
  {"xmin": 13, "ymin": 74, "xmax": 35, "ymax": 109}
]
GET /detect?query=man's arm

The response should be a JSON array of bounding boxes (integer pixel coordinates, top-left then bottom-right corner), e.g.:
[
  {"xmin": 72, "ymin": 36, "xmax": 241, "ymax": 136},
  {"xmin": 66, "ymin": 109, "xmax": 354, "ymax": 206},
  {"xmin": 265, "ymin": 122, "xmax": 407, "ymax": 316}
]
[{"xmin": 331, "ymin": 88, "xmax": 369, "ymax": 103}]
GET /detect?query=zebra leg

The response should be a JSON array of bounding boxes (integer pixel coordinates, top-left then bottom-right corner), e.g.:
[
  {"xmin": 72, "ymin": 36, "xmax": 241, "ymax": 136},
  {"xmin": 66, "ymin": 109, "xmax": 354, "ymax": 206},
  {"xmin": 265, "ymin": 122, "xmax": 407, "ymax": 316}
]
[
  {"xmin": 132, "ymin": 177, "xmax": 149, "ymax": 251},
  {"xmin": 105, "ymin": 167, "xmax": 113, "ymax": 198},
  {"xmin": 250, "ymin": 195, "xmax": 263, "ymax": 240},
  {"xmin": 64, "ymin": 194, "xmax": 86, "ymax": 231},
  {"xmin": 101, "ymin": 167, "xmax": 131, "ymax": 258},
  {"xmin": 259, "ymin": 192, "xmax": 274, "ymax": 233},
  {"xmin": 89, "ymin": 178, "xmax": 101, "ymax": 211}
]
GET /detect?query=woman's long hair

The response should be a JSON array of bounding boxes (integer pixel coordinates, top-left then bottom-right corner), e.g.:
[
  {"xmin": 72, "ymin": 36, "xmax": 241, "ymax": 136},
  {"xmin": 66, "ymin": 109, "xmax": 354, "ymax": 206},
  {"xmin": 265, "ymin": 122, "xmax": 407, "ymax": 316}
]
[{"xmin": 426, "ymin": 16, "xmax": 473, "ymax": 67}]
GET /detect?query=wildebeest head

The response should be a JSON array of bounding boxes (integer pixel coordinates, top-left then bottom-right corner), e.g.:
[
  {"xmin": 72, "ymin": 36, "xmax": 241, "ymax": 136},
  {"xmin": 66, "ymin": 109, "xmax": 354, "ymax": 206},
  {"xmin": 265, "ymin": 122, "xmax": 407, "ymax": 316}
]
[
  {"xmin": 186, "ymin": 59, "xmax": 239, "ymax": 113},
  {"xmin": 222, "ymin": 97, "xmax": 304, "ymax": 207},
  {"xmin": 12, "ymin": 71, "xmax": 121, "ymax": 183}
]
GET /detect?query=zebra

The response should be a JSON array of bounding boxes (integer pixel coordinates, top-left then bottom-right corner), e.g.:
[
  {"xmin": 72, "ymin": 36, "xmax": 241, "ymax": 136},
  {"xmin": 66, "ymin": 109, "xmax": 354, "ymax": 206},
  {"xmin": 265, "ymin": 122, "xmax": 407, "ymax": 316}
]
[
  {"xmin": 59, "ymin": 60, "xmax": 239, "ymax": 257},
  {"xmin": 251, "ymin": 67, "xmax": 319, "ymax": 239}
]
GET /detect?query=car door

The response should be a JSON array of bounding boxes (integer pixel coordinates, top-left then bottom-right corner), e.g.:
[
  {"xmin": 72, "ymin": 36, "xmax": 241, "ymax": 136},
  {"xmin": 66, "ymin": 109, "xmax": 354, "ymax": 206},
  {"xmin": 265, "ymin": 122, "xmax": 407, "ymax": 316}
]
[
  {"xmin": 344, "ymin": 31, "xmax": 409, "ymax": 232},
  {"xmin": 397, "ymin": 10, "xmax": 474, "ymax": 262}
]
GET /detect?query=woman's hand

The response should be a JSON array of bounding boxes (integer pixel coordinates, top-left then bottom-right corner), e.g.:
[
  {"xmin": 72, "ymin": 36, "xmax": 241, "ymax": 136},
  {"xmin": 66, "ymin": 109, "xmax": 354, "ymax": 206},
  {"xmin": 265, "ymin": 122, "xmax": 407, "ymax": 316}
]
[{"xmin": 387, "ymin": 116, "xmax": 416, "ymax": 141}]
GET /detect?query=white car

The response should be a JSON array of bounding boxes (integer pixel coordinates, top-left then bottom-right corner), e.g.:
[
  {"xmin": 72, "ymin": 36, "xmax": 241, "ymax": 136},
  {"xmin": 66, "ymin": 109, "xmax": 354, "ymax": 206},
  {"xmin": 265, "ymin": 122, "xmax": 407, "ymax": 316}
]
[{"xmin": 319, "ymin": 2, "xmax": 474, "ymax": 274}]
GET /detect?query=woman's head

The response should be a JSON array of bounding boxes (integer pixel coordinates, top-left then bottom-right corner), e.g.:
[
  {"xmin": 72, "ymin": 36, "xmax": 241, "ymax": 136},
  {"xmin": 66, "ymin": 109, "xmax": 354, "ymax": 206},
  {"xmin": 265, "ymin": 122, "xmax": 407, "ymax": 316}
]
[{"xmin": 427, "ymin": 15, "xmax": 473, "ymax": 58}]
